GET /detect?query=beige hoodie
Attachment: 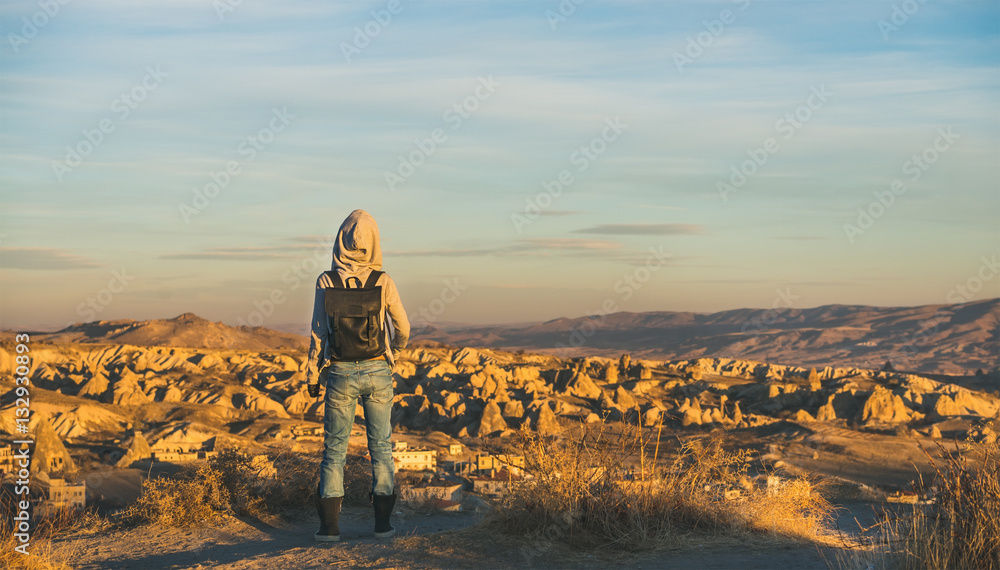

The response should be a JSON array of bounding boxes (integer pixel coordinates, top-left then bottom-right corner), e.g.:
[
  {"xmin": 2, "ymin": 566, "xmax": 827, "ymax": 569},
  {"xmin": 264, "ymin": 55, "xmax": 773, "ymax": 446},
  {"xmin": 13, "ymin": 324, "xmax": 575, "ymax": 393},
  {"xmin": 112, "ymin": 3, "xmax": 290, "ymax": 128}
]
[{"xmin": 306, "ymin": 210, "xmax": 409, "ymax": 385}]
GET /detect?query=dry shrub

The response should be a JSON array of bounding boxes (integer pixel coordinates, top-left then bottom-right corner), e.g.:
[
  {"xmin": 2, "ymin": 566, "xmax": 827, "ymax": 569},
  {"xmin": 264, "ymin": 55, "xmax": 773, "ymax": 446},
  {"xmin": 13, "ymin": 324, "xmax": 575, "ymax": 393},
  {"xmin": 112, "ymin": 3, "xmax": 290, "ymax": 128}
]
[
  {"xmin": 207, "ymin": 448, "xmax": 318, "ymax": 519},
  {"xmin": 206, "ymin": 449, "xmax": 269, "ymax": 519},
  {"xmin": 887, "ymin": 439, "xmax": 998, "ymax": 570},
  {"xmin": 342, "ymin": 454, "xmax": 374, "ymax": 507},
  {"xmin": 211, "ymin": 448, "xmax": 376, "ymax": 513},
  {"xmin": 836, "ymin": 439, "xmax": 1000, "ymax": 570},
  {"xmin": 260, "ymin": 450, "xmax": 322, "ymax": 511},
  {"xmin": 119, "ymin": 462, "xmax": 231, "ymax": 527},
  {"xmin": 118, "ymin": 449, "xmax": 376, "ymax": 527},
  {"xmin": 494, "ymin": 423, "xmax": 830, "ymax": 551},
  {"xmin": 744, "ymin": 477, "xmax": 828, "ymax": 537}
]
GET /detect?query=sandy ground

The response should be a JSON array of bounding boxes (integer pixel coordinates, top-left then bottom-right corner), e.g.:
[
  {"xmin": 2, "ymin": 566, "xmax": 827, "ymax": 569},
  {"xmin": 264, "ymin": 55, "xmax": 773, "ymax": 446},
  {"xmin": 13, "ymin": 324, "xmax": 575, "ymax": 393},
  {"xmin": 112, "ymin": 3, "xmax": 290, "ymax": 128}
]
[
  {"xmin": 44, "ymin": 499, "xmax": 880, "ymax": 569},
  {"xmin": 50, "ymin": 507, "xmax": 485, "ymax": 569},
  {"xmin": 39, "ymin": 419, "xmax": 939, "ymax": 569}
]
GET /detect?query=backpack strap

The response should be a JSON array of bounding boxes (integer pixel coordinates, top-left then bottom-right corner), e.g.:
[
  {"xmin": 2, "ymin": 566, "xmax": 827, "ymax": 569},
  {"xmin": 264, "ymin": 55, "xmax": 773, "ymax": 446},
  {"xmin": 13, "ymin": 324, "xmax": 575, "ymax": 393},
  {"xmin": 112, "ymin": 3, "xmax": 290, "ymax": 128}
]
[
  {"xmin": 364, "ymin": 270, "xmax": 384, "ymax": 288},
  {"xmin": 326, "ymin": 271, "xmax": 346, "ymax": 289},
  {"xmin": 323, "ymin": 272, "xmax": 345, "ymax": 353},
  {"xmin": 365, "ymin": 271, "xmax": 384, "ymax": 349}
]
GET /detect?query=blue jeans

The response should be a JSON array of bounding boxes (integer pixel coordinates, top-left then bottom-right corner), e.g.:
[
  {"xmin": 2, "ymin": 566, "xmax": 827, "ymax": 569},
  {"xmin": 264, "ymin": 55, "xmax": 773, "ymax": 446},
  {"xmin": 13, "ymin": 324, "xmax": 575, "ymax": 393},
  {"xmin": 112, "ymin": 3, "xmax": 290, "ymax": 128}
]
[{"xmin": 318, "ymin": 358, "xmax": 395, "ymax": 498}]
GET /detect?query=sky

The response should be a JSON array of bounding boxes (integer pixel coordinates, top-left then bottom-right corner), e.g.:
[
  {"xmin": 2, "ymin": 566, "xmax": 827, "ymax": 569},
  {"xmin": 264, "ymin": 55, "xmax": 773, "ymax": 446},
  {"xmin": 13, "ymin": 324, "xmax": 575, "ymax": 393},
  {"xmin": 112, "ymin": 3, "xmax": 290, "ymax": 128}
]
[{"xmin": 1, "ymin": 0, "xmax": 998, "ymax": 332}]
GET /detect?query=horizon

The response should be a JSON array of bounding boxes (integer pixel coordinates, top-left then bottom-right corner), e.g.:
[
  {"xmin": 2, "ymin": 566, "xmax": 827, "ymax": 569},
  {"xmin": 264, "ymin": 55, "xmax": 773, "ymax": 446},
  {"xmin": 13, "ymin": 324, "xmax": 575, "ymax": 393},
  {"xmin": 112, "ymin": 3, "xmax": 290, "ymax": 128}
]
[
  {"xmin": 9, "ymin": 296, "xmax": 998, "ymax": 335},
  {"xmin": 2, "ymin": 1, "xmax": 998, "ymax": 331}
]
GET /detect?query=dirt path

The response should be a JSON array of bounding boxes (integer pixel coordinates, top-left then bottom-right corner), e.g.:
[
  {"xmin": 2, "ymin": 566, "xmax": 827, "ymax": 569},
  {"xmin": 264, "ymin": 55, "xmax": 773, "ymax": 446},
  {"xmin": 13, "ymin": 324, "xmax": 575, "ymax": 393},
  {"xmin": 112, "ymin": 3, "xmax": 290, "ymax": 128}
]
[
  {"xmin": 50, "ymin": 507, "xmax": 486, "ymax": 569},
  {"xmin": 47, "ymin": 501, "xmax": 877, "ymax": 569}
]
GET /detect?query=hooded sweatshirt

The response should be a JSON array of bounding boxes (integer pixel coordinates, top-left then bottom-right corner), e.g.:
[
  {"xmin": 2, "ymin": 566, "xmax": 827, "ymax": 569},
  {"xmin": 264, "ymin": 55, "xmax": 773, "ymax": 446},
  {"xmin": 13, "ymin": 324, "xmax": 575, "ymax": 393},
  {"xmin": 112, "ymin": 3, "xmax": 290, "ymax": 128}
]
[{"xmin": 306, "ymin": 210, "xmax": 409, "ymax": 386}]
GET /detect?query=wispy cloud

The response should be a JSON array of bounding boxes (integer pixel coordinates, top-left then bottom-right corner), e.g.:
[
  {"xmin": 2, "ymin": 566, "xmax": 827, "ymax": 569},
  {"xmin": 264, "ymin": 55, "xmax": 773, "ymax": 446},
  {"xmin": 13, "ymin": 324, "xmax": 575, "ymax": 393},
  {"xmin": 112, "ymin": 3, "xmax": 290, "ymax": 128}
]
[
  {"xmin": 281, "ymin": 235, "xmax": 336, "ymax": 245},
  {"xmin": 537, "ymin": 209, "xmax": 581, "ymax": 217},
  {"xmin": 159, "ymin": 251, "xmax": 291, "ymax": 261},
  {"xmin": 387, "ymin": 238, "xmax": 621, "ymax": 258},
  {"xmin": 159, "ymin": 239, "xmax": 333, "ymax": 261},
  {"xmin": 628, "ymin": 204, "xmax": 689, "ymax": 212},
  {"xmin": 0, "ymin": 248, "xmax": 100, "ymax": 270},
  {"xmin": 771, "ymin": 236, "xmax": 831, "ymax": 241},
  {"xmin": 384, "ymin": 248, "xmax": 500, "ymax": 258},
  {"xmin": 573, "ymin": 223, "xmax": 706, "ymax": 236},
  {"xmin": 520, "ymin": 238, "xmax": 619, "ymax": 251}
]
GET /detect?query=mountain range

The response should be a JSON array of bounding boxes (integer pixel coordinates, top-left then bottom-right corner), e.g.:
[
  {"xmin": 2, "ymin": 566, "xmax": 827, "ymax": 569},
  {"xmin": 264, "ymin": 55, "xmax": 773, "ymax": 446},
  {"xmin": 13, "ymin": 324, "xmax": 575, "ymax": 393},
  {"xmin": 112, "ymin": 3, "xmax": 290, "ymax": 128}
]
[
  {"xmin": 20, "ymin": 312, "xmax": 306, "ymax": 351},
  {"xmin": 12, "ymin": 299, "xmax": 998, "ymax": 374},
  {"xmin": 412, "ymin": 298, "xmax": 999, "ymax": 374}
]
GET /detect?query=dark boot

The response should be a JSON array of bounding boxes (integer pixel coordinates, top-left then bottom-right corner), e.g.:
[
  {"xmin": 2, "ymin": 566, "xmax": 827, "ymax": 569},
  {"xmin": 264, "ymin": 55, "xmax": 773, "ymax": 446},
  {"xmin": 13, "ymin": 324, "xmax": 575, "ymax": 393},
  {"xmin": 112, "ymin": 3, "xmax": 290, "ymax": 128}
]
[
  {"xmin": 371, "ymin": 493, "xmax": 396, "ymax": 538},
  {"xmin": 315, "ymin": 496, "xmax": 342, "ymax": 542}
]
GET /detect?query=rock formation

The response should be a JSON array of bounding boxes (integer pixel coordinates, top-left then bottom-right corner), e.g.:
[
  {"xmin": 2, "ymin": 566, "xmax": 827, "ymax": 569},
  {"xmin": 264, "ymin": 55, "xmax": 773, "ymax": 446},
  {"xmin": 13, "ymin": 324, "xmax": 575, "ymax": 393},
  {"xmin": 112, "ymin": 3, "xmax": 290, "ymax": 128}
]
[
  {"xmin": 534, "ymin": 403, "xmax": 560, "ymax": 435},
  {"xmin": 32, "ymin": 416, "xmax": 77, "ymax": 474},
  {"xmin": 557, "ymin": 370, "xmax": 602, "ymax": 400},
  {"xmin": 475, "ymin": 401, "xmax": 508, "ymax": 437},
  {"xmin": 115, "ymin": 430, "xmax": 152, "ymax": 468}
]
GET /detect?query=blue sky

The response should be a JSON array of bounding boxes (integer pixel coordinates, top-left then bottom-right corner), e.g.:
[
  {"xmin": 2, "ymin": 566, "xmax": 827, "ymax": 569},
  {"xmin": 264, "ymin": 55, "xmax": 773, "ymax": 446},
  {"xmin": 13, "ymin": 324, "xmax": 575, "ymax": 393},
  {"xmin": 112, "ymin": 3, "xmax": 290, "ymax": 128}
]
[{"xmin": 1, "ymin": 0, "xmax": 998, "ymax": 331}]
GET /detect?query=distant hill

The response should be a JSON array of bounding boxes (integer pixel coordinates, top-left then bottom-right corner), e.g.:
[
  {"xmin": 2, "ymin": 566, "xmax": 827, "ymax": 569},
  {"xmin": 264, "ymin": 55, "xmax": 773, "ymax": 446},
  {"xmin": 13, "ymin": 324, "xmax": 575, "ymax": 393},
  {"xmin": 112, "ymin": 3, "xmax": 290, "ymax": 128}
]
[
  {"xmin": 411, "ymin": 299, "xmax": 999, "ymax": 375},
  {"xmin": 10, "ymin": 299, "xmax": 997, "ymax": 374},
  {"xmin": 26, "ymin": 313, "xmax": 307, "ymax": 351}
]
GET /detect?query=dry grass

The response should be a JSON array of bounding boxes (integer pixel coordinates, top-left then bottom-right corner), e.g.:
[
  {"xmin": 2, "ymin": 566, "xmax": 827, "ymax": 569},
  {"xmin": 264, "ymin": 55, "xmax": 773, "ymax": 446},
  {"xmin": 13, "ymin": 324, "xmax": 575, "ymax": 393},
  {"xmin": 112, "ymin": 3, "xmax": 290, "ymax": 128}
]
[
  {"xmin": 209, "ymin": 448, "xmax": 319, "ymax": 520},
  {"xmin": 1, "ymin": 449, "xmax": 373, "ymax": 567},
  {"xmin": 118, "ymin": 449, "xmax": 375, "ymax": 527},
  {"xmin": 492, "ymin": 422, "xmax": 831, "ymax": 551},
  {"xmin": 342, "ymin": 453, "xmax": 375, "ymax": 507},
  {"xmin": 841, "ymin": 439, "xmax": 1000, "ymax": 570},
  {"xmin": 0, "ymin": 505, "xmax": 105, "ymax": 570},
  {"xmin": 0, "ymin": 529, "xmax": 66, "ymax": 570},
  {"xmin": 118, "ymin": 462, "xmax": 232, "ymax": 527}
]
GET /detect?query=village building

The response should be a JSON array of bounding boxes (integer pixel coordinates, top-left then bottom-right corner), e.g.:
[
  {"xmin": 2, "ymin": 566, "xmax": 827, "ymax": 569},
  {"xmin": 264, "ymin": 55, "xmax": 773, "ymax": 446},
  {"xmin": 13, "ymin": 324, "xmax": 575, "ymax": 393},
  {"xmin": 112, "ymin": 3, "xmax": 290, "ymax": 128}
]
[
  {"xmin": 291, "ymin": 425, "xmax": 324, "ymax": 441},
  {"xmin": 0, "ymin": 423, "xmax": 75, "ymax": 476},
  {"xmin": 399, "ymin": 475, "xmax": 463, "ymax": 510},
  {"xmin": 392, "ymin": 447, "xmax": 437, "ymax": 471},
  {"xmin": 475, "ymin": 453, "xmax": 525, "ymax": 475},
  {"xmin": 151, "ymin": 449, "xmax": 218, "ymax": 463},
  {"xmin": 35, "ymin": 478, "xmax": 86, "ymax": 516},
  {"xmin": 448, "ymin": 444, "xmax": 463, "ymax": 456},
  {"xmin": 0, "ymin": 444, "xmax": 20, "ymax": 477},
  {"xmin": 151, "ymin": 439, "xmax": 213, "ymax": 453},
  {"xmin": 470, "ymin": 469, "xmax": 521, "ymax": 497},
  {"xmin": 442, "ymin": 460, "xmax": 474, "ymax": 476}
]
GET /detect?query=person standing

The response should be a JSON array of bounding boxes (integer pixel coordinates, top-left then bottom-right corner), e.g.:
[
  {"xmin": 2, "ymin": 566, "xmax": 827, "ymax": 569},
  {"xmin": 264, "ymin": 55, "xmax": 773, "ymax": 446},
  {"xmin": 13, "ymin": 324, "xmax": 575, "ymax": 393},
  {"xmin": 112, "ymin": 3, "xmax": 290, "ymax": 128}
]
[{"xmin": 306, "ymin": 209, "xmax": 409, "ymax": 542}]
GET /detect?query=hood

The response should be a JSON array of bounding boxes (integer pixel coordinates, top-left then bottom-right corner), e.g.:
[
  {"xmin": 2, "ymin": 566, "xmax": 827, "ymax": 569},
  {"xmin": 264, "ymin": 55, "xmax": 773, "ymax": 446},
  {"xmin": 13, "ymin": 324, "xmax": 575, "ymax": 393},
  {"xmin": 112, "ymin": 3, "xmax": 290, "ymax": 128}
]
[{"xmin": 332, "ymin": 209, "xmax": 382, "ymax": 278}]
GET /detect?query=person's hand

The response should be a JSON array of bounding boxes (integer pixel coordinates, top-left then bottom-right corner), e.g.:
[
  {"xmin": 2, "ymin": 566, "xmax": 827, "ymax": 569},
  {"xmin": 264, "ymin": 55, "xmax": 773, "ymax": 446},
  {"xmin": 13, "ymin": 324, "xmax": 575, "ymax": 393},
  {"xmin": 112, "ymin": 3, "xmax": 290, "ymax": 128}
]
[{"xmin": 307, "ymin": 383, "xmax": 320, "ymax": 398}]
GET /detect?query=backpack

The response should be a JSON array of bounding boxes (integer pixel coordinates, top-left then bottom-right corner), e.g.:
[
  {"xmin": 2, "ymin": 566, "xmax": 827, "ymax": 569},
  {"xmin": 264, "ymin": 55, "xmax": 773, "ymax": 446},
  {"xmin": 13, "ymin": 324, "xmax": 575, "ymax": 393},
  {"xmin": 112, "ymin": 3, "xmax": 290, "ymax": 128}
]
[{"xmin": 323, "ymin": 270, "xmax": 387, "ymax": 361}]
